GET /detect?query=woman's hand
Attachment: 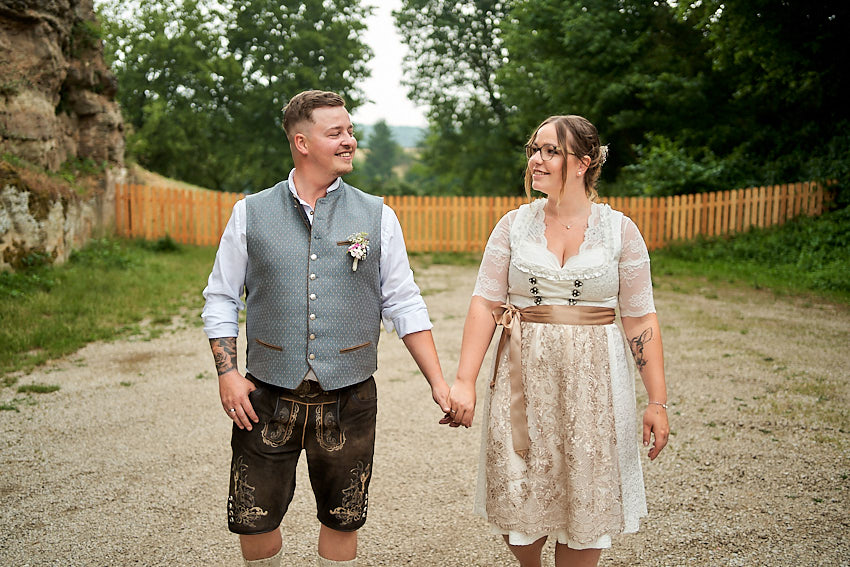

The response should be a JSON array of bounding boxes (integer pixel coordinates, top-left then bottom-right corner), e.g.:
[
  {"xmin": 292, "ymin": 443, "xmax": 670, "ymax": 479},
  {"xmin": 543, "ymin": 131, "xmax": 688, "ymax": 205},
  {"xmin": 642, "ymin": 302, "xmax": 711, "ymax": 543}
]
[
  {"xmin": 443, "ymin": 380, "xmax": 477, "ymax": 428},
  {"xmin": 642, "ymin": 404, "xmax": 669, "ymax": 460}
]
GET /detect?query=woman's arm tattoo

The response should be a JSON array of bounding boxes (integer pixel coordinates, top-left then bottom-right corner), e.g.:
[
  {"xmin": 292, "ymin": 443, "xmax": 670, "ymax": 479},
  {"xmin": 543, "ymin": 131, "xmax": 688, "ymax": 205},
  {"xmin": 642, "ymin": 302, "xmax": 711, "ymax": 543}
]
[
  {"xmin": 210, "ymin": 337, "xmax": 237, "ymax": 376},
  {"xmin": 628, "ymin": 328, "xmax": 653, "ymax": 372}
]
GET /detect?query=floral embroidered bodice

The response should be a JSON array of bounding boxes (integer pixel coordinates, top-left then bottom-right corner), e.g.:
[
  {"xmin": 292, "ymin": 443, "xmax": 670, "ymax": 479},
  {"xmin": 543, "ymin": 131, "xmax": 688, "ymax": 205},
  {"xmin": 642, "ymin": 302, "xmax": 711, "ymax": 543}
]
[{"xmin": 473, "ymin": 200, "xmax": 655, "ymax": 317}]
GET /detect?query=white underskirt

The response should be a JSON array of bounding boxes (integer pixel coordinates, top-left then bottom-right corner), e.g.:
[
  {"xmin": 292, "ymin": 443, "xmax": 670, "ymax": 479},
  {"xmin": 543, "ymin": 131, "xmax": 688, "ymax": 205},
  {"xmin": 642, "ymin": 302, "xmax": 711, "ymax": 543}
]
[{"xmin": 491, "ymin": 525, "xmax": 612, "ymax": 550}]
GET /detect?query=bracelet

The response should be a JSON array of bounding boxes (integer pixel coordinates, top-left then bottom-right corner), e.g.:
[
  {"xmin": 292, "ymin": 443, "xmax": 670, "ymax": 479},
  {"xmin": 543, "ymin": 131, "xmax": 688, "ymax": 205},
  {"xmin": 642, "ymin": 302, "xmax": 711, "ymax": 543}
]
[{"xmin": 648, "ymin": 401, "xmax": 668, "ymax": 409}]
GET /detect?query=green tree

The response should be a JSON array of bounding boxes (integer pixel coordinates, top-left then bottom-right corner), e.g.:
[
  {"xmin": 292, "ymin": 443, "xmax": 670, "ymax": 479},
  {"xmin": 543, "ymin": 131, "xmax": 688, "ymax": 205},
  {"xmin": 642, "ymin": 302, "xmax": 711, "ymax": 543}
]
[
  {"xmin": 398, "ymin": 0, "xmax": 849, "ymax": 198},
  {"xmin": 360, "ymin": 120, "xmax": 401, "ymax": 192},
  {"xmin": 395, "ymin": 0, "xmax": 524, "ymax": 195},
  {"xmin": 98, "ymin": 0, "xmax": 372, "ymax": 192},
  {"xmin": 225, "ymin": 0, "xmax": 372, "ymax": 191},
  {"xmin": 681, "ymin": 0, "xmax": 850, "ymax": 194},
  {"xmin": 499, "ymin": 0, "xmax": 718, "ymax": 193},
  {"xmin": 99, "ymin": 0, "xmax": 243, "ymax": 189}
]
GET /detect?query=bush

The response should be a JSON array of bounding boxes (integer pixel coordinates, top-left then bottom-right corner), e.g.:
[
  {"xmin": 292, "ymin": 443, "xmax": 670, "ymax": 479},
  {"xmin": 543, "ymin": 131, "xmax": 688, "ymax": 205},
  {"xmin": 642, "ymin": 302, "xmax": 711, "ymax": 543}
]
[
  {"xmin": 617, "ymin": 134, "xmax": 740, "ymax": 196},
  {"xmin": 144, "ymin": 235, "xmax": 181, "ymax": 253},
  {"xmin": 654, "ymin": 207, "xmax": 850, "ymax": 297},
  {"xmin": 69, "ymin": 238, "xmax": 136, "ymax": 269}
]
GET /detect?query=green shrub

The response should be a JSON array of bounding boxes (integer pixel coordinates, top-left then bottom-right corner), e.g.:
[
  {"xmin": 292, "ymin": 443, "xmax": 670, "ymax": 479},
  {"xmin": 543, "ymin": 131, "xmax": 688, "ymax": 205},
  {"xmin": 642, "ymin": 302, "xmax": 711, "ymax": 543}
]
[
  {"xmin": 144, "ymin": 235, "xmax": 181, "ymax": 253},
  {"xmin": 68, "ymin": 237, "xmax": 136, "ymax": 269},
  {"xmin": 653, "ymin": 207, "xmax": 850, "ymax": 300},
  {"xmin": 617, "ymin": 134, "xmax": 743, "ymax": 196}
]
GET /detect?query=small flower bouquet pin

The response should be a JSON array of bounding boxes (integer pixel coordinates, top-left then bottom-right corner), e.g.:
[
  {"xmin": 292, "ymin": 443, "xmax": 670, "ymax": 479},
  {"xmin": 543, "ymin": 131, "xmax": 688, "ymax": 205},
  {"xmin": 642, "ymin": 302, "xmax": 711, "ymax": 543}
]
[{"xmin": 346, "ymin": 232, "xmax": 369, "ymax": 271}]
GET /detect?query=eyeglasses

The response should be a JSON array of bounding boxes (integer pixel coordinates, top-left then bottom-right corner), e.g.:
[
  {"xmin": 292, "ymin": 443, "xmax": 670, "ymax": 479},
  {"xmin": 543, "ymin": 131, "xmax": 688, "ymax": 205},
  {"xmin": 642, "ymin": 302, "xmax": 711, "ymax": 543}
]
[{"xmin": 525, "ymin": 143, "xmax": 577, "ymax": 161}]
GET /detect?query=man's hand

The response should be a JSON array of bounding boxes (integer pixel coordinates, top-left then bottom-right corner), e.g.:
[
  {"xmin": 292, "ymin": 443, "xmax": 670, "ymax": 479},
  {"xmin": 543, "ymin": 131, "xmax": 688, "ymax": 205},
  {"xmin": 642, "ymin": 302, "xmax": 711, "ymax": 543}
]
[
  {"xmin": 430, "ymin": 377, "xmax": 451, "ymax": 423},
  {"xmin": 400, "ymin": 330, "xmax": 455, "ymax": 423},
  {"xmin": 209, "ymin": 337, "xmax": 258, "ymax": 430},
  {"xmin": 218, "ymin": 370, "xmax": 259, "ymax": 430}
]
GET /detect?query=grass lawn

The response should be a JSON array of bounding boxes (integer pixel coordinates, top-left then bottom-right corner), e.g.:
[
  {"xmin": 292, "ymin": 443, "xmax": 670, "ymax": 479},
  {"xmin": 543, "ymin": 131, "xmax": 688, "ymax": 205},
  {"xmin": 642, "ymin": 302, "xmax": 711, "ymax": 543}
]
[{"xmin": 0, "ymin": 237, "xmax": 216, "ymax": 377}]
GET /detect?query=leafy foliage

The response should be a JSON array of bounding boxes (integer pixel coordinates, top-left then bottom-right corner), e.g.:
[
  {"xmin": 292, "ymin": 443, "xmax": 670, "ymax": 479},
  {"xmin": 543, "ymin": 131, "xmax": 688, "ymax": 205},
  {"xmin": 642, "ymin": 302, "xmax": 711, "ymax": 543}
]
[
  {"xmin": 395, "ymin": 0, "xmax": 524, "ymax": 195},
  {"xmin": 98, "ymin": 0, "xmax": 372, "ymax": 193},
  {"xmin": 501, "ymin": 0, "xmax": 713, "ymax": 183},
  {"xmin": 619, "ymin": 135, "xmax": 737, "ymax": 196},
  {"xmin": 397, "ymin": 0, "xmax": 850, "ymax": 198}
]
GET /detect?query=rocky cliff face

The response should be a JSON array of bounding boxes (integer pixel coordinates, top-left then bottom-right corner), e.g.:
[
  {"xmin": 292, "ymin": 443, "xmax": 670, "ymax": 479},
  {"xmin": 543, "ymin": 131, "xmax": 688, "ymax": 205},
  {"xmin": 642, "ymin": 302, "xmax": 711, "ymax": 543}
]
[
  {"xmin": 0, "ymin": 0, "xmax": 124, "ymax": 169},
  {"xmin": 0, "ymin": 0, "xmax": 124, "ymax": 270},
  {"xmin": 0, "ymin": 160, "xmax": 113, "ymax": 270}
]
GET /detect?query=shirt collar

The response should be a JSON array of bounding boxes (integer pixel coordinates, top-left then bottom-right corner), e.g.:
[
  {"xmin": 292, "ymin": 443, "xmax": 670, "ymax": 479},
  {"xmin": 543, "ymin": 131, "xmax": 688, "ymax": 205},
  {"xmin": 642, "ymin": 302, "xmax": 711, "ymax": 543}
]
[{"xmin": 286, "ymin": 169, "xmax": 341, "ymax": 207}]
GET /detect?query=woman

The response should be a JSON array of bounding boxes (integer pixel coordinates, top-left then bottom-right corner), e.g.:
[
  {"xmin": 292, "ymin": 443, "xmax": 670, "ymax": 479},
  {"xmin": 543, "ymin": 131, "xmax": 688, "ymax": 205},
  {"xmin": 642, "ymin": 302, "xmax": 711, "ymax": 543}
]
[{"xmin": 446, "ymin": 115, "xmax": 669, "ymax": 567}]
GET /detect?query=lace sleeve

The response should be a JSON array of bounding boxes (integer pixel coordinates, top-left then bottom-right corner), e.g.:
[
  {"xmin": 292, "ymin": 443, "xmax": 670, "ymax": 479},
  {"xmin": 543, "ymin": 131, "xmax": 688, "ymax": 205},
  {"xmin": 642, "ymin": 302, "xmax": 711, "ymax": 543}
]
[
  {"xmin": 472, "ymin": 210, "xmax": 516, "ymax": 302},
  {"xmin": 618, "ymin": 216, "xmax": 656, "ymax": 317}
]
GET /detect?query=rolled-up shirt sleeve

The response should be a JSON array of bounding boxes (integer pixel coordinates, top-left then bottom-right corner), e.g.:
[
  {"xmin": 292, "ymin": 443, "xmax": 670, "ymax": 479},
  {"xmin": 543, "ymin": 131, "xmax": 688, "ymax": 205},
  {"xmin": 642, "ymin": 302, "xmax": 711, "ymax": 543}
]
[
  {"xmin": 379, "ymin": 204, "xmax": 432, "ymax": 338},
  {"xmin": 201, "ymin": 200, "xmax": 247, "ymax": 338}
]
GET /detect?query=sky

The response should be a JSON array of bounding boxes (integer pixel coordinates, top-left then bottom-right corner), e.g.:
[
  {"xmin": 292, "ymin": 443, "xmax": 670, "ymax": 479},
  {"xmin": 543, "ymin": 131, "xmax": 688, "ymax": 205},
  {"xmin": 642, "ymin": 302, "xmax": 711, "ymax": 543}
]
[{"xmin": 351, "ymin": 1, "xmax": 428, "ymax": 128}]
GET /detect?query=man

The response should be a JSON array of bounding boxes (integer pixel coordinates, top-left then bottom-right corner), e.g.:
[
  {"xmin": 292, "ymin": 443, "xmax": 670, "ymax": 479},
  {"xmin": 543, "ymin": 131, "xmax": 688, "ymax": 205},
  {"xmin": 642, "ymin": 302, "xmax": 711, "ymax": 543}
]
[{"xmin": 202, "ymin": 90, "xmax": 451, "ymax": 567}]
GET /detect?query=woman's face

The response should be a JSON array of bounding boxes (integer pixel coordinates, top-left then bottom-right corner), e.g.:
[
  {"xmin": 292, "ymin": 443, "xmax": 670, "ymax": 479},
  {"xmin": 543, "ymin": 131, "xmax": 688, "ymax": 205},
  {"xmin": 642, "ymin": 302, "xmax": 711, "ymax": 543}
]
[{"xmin": 528, "ymin": 123, "xmax": 567, "ymax": 197}]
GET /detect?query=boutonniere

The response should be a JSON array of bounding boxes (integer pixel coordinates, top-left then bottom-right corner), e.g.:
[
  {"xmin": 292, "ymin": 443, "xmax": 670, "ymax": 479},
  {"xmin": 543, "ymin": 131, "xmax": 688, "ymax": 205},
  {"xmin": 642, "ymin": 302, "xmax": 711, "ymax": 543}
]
[{"xmin": 344, "ymin": 232, "xmax": 369, "ymax": 271}]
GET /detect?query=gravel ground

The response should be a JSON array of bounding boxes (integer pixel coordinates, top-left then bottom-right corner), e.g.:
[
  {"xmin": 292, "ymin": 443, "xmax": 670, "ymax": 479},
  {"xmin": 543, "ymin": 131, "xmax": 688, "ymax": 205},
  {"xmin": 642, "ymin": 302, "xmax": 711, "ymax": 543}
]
[{"xmin": 1, "ymin": 264, "xmax": 848, "ymax": 566}]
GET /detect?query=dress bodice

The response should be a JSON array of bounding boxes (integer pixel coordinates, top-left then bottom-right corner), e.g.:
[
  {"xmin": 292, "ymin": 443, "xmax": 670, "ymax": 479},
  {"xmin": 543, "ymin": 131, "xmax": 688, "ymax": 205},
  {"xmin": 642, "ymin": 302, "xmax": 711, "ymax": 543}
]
[{"xmin": 473, "ymin": 200, "xmax": 656, "ymax": 317}]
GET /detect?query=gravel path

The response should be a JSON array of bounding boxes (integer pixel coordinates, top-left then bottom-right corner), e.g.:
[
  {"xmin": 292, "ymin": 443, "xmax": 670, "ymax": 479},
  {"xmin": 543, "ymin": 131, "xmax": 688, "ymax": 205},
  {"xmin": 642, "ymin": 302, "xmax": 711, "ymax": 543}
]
[{"xmin": 1, "ymin": 264, "xmax": 848, "ymax": 566}]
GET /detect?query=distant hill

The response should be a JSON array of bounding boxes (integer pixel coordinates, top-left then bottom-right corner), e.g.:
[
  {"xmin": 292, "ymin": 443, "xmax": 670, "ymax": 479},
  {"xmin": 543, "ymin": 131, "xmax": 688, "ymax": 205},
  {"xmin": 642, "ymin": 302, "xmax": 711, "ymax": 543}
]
[{"xmin": 355, "ymin": 124, "xmax": 426, "ymax": 149}]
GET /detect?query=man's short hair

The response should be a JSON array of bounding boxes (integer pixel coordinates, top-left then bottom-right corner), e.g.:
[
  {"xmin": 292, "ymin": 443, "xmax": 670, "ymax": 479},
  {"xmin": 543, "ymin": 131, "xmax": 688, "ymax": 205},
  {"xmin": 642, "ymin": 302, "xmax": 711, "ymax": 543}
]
[{"xmin": 282, "ymin": 90, "xmax": 347, "ymax": 140}]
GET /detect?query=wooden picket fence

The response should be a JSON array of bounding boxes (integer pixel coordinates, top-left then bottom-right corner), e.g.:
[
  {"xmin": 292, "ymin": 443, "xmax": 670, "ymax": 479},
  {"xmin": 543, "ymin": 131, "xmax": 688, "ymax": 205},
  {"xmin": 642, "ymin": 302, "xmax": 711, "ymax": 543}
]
[
  {"xmin": 114, "ymin": 181, "xmax": 829, "ymax": 252},
  {"xmin": 114, "ymin": 185, "xmax": 244, "ymax": 247}
]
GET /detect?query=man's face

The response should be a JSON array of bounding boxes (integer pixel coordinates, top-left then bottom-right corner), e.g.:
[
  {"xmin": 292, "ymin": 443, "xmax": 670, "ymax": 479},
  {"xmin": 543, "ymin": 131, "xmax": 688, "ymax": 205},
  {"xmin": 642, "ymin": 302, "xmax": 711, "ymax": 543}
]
[{"xmin": 301, "ymin": 106, "xmax": 357, "ymax": 178}]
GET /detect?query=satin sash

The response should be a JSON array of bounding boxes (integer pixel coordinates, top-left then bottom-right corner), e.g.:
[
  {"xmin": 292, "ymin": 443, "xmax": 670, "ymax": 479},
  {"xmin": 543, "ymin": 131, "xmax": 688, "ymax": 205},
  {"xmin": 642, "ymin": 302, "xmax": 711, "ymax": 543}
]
[{"xmin": 491, "ymin": 304, "xmax": 616, "ymax": 458}]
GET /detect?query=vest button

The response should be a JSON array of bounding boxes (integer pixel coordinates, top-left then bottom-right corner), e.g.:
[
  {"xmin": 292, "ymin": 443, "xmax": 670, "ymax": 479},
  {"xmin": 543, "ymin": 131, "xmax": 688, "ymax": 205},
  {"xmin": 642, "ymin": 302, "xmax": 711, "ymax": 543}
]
[
  {"xmin": 310, "ymin": 253, "xmax": 317, "ymax": 260},
  {"xmin": 309, "ymin": 313, "xmax": 316, "ymax": 320},
  {"xmin": 309, "ymin": 334, "xmax": 316, "ymax": 340},
  {"xmin": 308, "ymin": 353, "xmax": 316, "ymax": 360},
  {"xmin": 309, "ymin": 293, "xmax": 317, "ymax": 300},
  {"xmin": 309, "ymin": 273, "xmax": 317, "ymax": 280}
]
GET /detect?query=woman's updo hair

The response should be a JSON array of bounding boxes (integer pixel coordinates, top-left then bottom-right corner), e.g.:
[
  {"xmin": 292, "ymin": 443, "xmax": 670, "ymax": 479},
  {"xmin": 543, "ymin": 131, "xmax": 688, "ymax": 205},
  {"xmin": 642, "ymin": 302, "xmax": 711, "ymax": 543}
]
[{"xmin": 523, "ymin": 115, "xmax": 608, "ymax": 202}]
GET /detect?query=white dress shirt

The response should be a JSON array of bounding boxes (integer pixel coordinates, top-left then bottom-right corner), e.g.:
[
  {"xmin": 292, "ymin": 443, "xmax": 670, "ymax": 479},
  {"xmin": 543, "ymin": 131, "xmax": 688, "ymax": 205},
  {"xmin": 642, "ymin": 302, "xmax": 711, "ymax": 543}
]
[{"xmin": 202, "ymin": 170, "xmax": 433, "ymax": 343}]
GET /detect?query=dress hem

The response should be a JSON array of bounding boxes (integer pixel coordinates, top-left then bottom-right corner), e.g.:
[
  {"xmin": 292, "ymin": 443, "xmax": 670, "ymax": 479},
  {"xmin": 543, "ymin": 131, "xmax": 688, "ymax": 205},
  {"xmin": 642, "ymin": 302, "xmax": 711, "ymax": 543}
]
[{"xmin": 484, "ymin": 517, "xmax": 644, "ymax": 550}]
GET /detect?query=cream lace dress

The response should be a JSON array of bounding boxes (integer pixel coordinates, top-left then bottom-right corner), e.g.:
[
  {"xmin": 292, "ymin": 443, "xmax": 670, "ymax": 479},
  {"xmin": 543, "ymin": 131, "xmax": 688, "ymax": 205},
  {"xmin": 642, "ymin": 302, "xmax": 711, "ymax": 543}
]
[{"xmin": 472, "ymin": 199, "xmax": 655, "ymax": 549}]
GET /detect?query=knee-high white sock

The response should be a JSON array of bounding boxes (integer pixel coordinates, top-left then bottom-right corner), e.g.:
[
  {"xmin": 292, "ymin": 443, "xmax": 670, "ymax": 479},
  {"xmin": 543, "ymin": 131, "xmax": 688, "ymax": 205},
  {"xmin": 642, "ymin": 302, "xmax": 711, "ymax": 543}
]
[
  {"xmin": 316, "ymin": 555, "xmax": 356, "ymax": 567},
  {"xmin": 244, "ymin": 548, "xmax": 282, "ymax": 567}
]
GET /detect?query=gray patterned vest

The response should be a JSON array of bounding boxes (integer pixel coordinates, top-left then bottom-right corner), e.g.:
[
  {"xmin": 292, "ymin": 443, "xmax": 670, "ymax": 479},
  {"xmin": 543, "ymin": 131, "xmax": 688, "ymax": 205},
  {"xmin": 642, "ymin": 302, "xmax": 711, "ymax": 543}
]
[{"xmin": 244, "ymin": 180, "xmax": 383, "ymax": 390}]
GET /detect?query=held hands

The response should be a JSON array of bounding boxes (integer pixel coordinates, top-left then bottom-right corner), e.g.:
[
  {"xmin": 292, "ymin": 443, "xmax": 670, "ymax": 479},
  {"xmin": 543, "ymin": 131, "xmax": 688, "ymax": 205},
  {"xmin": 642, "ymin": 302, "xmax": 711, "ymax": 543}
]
[
  {"xmin": 431, "ymin": 376, "xmax": 451, "ymax": 418},
  {"xmin": 642, "ymin": 404, "xmax": 669, "ymax": 460},
  {"xmin": 219, "ymin": 370, "xmax": 259, "ymax": 431},
  {"xmin": 440, "ymin": 380, "xmax": 476, "ymax": 428}
]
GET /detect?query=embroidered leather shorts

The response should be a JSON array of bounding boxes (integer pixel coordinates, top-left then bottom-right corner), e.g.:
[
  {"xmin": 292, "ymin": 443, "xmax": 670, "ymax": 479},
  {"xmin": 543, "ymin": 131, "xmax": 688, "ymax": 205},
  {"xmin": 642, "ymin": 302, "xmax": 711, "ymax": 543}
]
[{"xmin": 227, "ymin": 375, "xmax": 377, "ymax": 534}]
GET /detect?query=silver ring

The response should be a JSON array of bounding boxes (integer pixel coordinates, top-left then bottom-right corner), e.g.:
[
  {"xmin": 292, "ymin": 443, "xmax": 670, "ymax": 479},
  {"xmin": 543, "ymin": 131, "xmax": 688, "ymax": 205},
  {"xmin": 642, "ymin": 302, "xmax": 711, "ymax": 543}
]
[
  {"xmin": 228, "ymin": 408, "xmax": 236, "ymax": 412},
  {"xmin": 450, "ymin": 410, "xmax": 457, "ymax": 414}
]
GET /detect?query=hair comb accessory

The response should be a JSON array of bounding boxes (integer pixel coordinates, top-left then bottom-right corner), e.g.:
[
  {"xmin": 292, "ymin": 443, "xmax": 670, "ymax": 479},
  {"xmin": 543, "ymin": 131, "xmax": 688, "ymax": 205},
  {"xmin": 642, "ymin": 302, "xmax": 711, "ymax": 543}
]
[{"xmin": 599, "ymin": 144, "xmax": 609, "ymax": 165}]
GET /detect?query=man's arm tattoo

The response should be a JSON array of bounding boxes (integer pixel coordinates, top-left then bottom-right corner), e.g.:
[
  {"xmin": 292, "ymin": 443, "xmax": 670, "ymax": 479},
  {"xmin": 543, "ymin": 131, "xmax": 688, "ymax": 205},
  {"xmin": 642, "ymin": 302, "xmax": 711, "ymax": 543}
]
[
  {"xmin": 210, "ymin": 337, "xmax": 237, "ymax": 376},
  {"xmin": 628, "ymin": 328, "xmax": 653, "ymax": 372}
]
